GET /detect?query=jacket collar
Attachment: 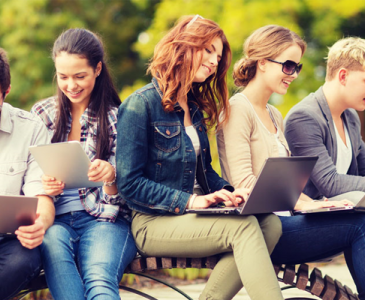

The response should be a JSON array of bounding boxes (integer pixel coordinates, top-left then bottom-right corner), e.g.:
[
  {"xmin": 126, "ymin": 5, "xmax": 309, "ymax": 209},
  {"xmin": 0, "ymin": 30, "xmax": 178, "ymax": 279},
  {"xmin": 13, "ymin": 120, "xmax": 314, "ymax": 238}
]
[{"xmin": 0, "ymin": 103, "xmax": 13, "ymax": 134}]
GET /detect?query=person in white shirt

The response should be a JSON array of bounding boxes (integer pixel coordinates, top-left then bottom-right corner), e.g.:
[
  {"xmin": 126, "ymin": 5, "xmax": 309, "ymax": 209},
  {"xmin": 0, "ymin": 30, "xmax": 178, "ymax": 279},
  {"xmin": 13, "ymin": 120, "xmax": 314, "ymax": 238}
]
[
  {"xmin": 285, "ymin": 37, "xmax": 365, "ymax": 204},
  {"xmin": 0, "ymin": 48, "xmax": 54, "ymax": 300}
]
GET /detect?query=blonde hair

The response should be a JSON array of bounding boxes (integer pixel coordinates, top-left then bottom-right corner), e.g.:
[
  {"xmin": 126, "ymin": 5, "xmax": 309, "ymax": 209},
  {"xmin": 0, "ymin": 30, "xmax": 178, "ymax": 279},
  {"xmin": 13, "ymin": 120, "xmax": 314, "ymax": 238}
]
[
  {"xmin": 233, "ymin": 25, "xmax": 306, "ymax": 87},
  {"xmin": 326, "ymin": 37, "xmax": 365, "ymax": 81}
]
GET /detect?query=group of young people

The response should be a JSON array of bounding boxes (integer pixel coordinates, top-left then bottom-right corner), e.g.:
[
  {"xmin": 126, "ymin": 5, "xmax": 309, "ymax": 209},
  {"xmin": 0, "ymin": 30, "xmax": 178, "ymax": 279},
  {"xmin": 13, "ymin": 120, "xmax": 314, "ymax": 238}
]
[{"xmin": 1, "ymin": 14, "xmax": 365, "ymax": 300}]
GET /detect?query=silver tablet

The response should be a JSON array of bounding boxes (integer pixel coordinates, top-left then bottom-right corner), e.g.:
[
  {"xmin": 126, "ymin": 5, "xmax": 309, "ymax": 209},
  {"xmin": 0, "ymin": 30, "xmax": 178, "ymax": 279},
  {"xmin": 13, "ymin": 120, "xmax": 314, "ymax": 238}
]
[
  {"xmin": 29, "ymin": 141, "xmax": 103, "ymax": 189},
  {"xmin": 0, "ymin": 195, "xmax": 38, "ymax": 235}
]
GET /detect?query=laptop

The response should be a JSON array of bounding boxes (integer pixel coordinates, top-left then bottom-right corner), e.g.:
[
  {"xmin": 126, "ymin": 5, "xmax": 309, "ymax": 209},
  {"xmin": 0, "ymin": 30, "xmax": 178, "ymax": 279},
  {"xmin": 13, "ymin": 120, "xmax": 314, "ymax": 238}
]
[
  {"xmin": 0, "ymin": 195, "xmax": 38, "ymax": 235},
  {"xmin": 294, "ymin": 195, "xmax": 365, "ymax": 215},
  {"xmin": 186, "ymin": 156, "xmax": 318, "ymax": 215},
  {"xmin": 29, "ymin": 141, "xmax": 103, "ymax": 189}
]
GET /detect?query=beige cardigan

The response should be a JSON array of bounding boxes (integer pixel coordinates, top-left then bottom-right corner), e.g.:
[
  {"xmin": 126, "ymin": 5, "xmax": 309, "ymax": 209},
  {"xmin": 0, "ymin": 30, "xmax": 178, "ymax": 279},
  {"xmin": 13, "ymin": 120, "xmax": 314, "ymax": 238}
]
[{"xmin": 217, "ymin": 93, "xmax": 290, "ymax": 190}]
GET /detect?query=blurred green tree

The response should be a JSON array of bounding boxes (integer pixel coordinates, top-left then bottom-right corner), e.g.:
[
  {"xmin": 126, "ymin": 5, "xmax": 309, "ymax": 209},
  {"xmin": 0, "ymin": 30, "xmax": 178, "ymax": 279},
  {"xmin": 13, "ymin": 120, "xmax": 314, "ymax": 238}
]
[{"xmin": 0, "ymin": 0, "xmax": 159, "ymax": 109}]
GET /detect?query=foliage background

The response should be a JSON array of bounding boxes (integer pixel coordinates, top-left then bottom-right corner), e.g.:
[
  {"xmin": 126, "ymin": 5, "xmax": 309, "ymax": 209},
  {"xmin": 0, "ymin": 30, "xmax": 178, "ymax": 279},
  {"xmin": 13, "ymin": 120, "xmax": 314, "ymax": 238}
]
[
  {"xmin": 1, "ymin": 0, "xmax": 365, "ymax": 172},
  {"xmin": 2, "ymin": 0, "xmax": 365, "ymax": 291}
]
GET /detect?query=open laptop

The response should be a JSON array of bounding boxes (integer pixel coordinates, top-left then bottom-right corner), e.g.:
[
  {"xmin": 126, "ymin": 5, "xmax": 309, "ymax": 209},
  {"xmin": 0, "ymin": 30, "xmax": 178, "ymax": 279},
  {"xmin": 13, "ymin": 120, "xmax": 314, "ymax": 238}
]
[
  {"xmin": 186, "ymin": 156, "xmax": 318, "ymax": 215},
  {"xmin": 29, "ymin": 141, "xmax": 103, "ymax": 189},
  {"xmin": 294, "ymin": 195, "xmax": 365, "ymax": 215},
  {"xmin": 0, "ymin": 195, "xmax": 38, "ymax": 235}
]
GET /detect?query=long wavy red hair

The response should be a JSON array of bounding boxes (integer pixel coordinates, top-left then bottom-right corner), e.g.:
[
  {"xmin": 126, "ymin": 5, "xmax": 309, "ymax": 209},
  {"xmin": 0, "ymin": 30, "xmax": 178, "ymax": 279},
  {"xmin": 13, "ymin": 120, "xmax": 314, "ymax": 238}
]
[{"xmin": 148, "ymin": 15, "xmax": 232, "ymax": 127}]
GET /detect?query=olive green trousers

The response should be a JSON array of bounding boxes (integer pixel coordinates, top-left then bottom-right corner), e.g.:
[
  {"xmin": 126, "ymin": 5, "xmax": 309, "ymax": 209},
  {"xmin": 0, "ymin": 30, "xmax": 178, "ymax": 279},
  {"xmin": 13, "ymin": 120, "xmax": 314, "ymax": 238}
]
[{"xmin": 131, "ymin": 212, "xmax": 283, "ymax": 300}]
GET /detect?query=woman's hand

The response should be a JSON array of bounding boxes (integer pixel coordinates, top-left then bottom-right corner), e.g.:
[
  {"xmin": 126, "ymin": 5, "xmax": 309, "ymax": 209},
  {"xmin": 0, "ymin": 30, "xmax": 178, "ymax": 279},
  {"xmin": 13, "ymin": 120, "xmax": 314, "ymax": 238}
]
[
  {"xmin": 88, "ymin": 159, "xmax": 115, "ymax": 183},
  {"xmin": 294, "ymin": 198, "xmax": 354, "ymax": 211},
  {"xmin": 191, "ymin": 189, "xmax": 242, "ymax": 209},
  {"xmin": 42, "ymin": 174, "xmax": 64, "ymax": 196}
]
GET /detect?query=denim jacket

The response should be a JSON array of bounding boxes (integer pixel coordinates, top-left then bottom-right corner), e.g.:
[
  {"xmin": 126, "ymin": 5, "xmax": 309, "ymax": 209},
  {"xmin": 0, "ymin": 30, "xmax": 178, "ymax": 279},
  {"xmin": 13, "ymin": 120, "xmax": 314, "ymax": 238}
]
[{"xmin": 116, "ymin": 78, "xmax": 232, "ymax": 215}]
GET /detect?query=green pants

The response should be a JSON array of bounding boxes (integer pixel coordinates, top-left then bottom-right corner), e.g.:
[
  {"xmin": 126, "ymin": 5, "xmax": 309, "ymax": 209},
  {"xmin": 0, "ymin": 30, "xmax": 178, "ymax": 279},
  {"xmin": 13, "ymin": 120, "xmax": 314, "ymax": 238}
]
[{"xmin": 131, "ymin": 212, "xmax": 283, "ymax": 300}]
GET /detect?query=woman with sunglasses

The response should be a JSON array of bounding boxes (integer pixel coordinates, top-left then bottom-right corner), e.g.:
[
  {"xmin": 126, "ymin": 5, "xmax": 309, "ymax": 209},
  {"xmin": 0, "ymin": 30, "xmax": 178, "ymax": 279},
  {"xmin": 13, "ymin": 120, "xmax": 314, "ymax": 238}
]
[
  {"xmin": 117, "ymin": 16, "xmax": 284, "ymax": 300},
  {"xmin": 217, "ymin": 24, "xmax": 365, "ymax": 298}
]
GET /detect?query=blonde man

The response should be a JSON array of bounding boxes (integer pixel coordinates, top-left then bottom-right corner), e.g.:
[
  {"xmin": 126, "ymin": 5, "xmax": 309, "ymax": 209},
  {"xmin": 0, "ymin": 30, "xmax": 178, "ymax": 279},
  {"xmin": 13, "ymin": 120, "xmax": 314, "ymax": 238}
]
[{"xmin": 285, "ymin": 37, "xmax": 365, "ymax": 203}]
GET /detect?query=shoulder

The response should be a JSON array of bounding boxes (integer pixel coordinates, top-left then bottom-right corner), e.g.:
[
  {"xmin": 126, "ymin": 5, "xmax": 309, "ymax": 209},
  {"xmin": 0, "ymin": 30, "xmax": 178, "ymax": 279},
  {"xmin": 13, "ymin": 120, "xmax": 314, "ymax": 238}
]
[
  {"xmin": 31, "ymin": 96, "xmax": 57, "ymax": 127},
  {"xmin": 228, "ymin": 93, "xmax": 255, "ymax": 118},
  {"xmin": 285, "ymin": 93, "xmax": 323, "ymax": 126},
  {"xmin": 120, "ymin": 82, "xmax": 162, "ymax": 118},
  {"xmin": 6, "ymin": 103, "xmax": 43, "ymax": 126},
  {"xmin": 5, "ymin": 103, "xmax": 46, "ymax": 136}
]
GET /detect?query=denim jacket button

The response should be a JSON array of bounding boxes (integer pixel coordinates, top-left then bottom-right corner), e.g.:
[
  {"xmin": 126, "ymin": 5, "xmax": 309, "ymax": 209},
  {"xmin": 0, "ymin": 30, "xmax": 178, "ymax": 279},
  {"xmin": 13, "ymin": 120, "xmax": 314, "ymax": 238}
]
[
  {"xmin": 175, "ymin": 207, "xmax": 180, "ymax": 213},
  {"xmin": 199, "ymin": 126, "xmax": 202, "ymax": 132},
  {"xmin": 166, "ymin": 129, "xmax": 171, "ymax": 136}
]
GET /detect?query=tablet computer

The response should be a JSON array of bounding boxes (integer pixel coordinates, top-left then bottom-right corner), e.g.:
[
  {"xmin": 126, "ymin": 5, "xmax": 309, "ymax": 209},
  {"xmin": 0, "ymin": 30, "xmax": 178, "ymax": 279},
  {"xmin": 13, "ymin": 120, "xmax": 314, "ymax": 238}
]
[
  {"xmin": 29, "ymin": 141, "xmax": 103, "ymax": 189},
  {"xmin": 0, "ymin": 195, "xmax": 38, "ymax": 235}
]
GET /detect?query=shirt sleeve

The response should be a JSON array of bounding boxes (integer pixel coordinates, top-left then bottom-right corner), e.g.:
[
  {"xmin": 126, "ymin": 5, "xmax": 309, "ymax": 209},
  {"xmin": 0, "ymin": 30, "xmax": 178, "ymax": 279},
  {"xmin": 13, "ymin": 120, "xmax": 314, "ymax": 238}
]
[
  {"xmin": 285, "ymin": 109, "xmax": 365, "ymax": 197},
  {"xmin": 23, "ymin": 121, "xmax": 50, "ymax": 196},
  {"xmin": 221, "ymin": 99, "xmax": 257, "ymax": 189}
]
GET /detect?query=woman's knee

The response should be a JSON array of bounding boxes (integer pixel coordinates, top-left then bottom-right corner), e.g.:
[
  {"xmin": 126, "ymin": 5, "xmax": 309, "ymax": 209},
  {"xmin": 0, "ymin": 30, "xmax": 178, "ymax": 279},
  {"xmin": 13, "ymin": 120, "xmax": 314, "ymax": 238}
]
[
  {"xmin": 40, "ymin": 224, "xmax": 74, "ymax": 258},
  {"xmin": 257, "ymin": 214, "xmax": 282, "ymax": 253}
]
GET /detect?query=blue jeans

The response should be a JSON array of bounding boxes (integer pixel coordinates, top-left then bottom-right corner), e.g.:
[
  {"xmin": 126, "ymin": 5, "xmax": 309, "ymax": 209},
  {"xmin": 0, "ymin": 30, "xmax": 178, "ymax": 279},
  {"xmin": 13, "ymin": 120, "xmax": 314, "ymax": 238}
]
[
  {"xmin": 271, "ymin": 214, "xmax": 365, "ymax": 300},
  {"xmin": 0, "ymin": 238, "xmax": 41, "ymax": 300},
  {"xmin": 40, "ymin": 211, "xmax": 137, "ymax": 300}
]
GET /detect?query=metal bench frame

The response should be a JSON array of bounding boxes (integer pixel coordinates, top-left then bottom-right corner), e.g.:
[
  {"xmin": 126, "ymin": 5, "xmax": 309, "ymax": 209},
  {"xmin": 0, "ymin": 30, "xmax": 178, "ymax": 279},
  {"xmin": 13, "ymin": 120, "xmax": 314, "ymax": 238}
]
[{"xmin": 14, "ymin": 255, "xmax": 360, "ymax": 300}]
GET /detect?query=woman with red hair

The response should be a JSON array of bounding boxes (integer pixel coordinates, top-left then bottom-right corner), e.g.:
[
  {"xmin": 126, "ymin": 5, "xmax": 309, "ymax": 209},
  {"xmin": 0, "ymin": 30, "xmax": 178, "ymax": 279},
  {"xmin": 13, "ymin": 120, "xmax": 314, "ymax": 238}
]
[{"xmin": 116, "ymin": 16, "xmax": 284, "ymax": 300}]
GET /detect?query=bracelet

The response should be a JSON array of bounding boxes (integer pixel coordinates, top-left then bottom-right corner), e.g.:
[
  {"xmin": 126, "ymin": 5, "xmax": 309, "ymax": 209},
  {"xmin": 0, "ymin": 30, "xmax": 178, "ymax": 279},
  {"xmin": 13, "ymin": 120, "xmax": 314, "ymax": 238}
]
[
  {"xmin": 188, "ymin": 194, "xmax": 198, "ymax": 209},
  {"xmin": 104, "ymin": 166, "xmax": 116, "ymax": 187}
]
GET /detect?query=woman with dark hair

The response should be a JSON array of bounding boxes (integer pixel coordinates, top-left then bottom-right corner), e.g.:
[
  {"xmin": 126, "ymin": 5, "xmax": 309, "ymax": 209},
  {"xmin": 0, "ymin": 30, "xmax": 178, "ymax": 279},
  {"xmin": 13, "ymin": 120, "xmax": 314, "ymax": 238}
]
[
  {"xmin": 117, "ymin": 16, "xmax": 284, "ymax": 300},
  {"xmin": 31, "ymin": 28, "xmax": 136, "ymax": 300},
  {"xmin": 217, "ymin": 25, "xmax": 365, "ymax": 299}
]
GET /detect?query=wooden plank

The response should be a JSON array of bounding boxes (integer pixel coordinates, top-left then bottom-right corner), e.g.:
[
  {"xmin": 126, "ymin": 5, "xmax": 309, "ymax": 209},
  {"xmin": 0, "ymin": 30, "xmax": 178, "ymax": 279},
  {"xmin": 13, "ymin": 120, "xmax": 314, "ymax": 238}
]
[
  {"xmin": 191, "ymin": 258, "xmax": 202, "ymax": 269},
  {"xmin": 283, "ymin": 264, "xmax": 296, "ymax": 284},
  {"xmin": 129, "ymin": 257, "xmax": 146, "ymax": 272},
  {"xmin": 321, "ymin": 275, "xmax": 336, "ymax": 300},
  {"xmin": 310, "ymin": 267, "xmax": 325, "ymax": 296},
  {"xmin": 176, "ymin": 257, "xmax": 187, "ymax": 269},
  {"xmin": 161, "ymin": 257, "xmax": 173, "ymax": 269},
  {"xmin": 146, "ymin": 257, "xmax": 158, "ymax": 271},
  {"xmin": 296, "ymin": 264, "xmax": 309, "ymax": 290},
  {"xmin": 335, "ymin": 279, "xmax": 349, "ymax": 300},
  {"xmin": 344, "ymin": 285, "xmax": 357, "ymax": 300},
  {"xmin": 206, "ymin": 256, "xmax": 218, "ymax": 269}
]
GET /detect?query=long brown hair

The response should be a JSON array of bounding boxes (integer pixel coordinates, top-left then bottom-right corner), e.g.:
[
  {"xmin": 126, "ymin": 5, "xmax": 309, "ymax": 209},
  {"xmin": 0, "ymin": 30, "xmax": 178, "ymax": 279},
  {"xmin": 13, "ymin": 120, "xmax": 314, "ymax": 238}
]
[
  {"xmin": 51, "ymin": 28, "xmax": 121, "ymax": 161},
  {"xmin": 148, "ymin": 15, "xmax": 232, "ymax": 127}
]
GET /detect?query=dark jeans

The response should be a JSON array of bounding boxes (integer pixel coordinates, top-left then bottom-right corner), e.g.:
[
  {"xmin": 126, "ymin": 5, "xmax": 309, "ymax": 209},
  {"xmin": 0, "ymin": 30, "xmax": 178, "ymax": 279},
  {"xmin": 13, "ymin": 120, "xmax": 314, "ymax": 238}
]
[
  {"xmin": 271, "ymin": 214, "xmax": 365, "ymax": 300},
  {"xmin": 0, "ymin": 238, "xmax": 41, "ymax": 300}
]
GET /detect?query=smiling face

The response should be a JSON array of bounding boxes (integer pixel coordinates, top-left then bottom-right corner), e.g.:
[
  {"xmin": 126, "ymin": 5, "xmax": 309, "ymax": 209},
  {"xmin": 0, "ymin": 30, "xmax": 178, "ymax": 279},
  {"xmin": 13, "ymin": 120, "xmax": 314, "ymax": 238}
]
[
  {"xmin": 262, "ymin": 43, "xmax": 303, "ymax": 95},
  {"xmin": 193, "ymin": 36, "xmax": 223, "ymax": 83},
  {"xmin": 55, "ymin": 52, "xmax": 101, "ymax": 108}
]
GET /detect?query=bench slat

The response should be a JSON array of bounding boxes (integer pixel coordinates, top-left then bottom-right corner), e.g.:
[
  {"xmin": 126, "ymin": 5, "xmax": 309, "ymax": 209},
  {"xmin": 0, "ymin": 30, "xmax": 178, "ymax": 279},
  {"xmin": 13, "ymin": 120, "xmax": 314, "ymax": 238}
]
[
  {"xmin": 321, "ymin": 275, "xmax": 336, "ymax": 300},
  {"xmin": 283, "ymin": 264, "xmax": 296, "ymax": 284},
  {"xmin": 310, "ymin": 267, "xmax": 325, "ymax": 296},
  {"xmin": 296, "ymin": 263, "xmax": 309, "ymax": 290}
]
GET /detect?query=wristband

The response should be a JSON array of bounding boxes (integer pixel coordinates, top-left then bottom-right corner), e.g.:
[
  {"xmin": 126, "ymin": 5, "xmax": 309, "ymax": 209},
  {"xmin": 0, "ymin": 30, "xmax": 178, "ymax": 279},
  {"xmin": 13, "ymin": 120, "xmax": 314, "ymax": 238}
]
[
  {"xmin": 188, "ymin": 194, "xmax": 198, "ymax": 209},
  {"xmin": 104, "ymin": 166, "xmax": 116, "ymax": 187}
]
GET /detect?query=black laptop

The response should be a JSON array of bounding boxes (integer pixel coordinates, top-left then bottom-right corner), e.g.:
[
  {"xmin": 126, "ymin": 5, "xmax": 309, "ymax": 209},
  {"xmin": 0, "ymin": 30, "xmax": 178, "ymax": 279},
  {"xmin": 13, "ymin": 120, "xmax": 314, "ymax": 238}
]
[{"xmin": 186, "ymin": 156, "xmax": 318, "ymax": 215}]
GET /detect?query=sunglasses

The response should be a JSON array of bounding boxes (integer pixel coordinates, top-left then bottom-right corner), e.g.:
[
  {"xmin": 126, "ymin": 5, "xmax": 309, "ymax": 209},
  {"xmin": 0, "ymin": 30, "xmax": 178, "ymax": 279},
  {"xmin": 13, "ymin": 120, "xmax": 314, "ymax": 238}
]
[
  {"xmin": 267, "ymin": 59, "xmax": 303, "ymax": 75},
  {"xmin": 187, "ymin": 14, "xmax": 205, "ymax": 27}
]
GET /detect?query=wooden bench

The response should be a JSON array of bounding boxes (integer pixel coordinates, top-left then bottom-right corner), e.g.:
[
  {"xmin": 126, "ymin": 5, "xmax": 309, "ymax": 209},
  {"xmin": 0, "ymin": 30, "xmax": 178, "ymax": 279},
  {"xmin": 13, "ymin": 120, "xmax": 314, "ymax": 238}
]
[{"xmin": 14, "ymin": 255, "xmax": 360, "ymax": 300}]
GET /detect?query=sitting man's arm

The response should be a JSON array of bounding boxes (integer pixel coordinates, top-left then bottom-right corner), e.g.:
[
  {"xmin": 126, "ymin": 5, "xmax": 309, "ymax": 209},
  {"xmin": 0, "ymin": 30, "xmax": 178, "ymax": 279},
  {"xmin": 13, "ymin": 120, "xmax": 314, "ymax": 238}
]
[
  {"xmin": 285, "ymin": 109, "xmax": 365, "ymax": 198},
  {"xmin": 16, "ymin": 119, "xmax": 55, "ymax": 249},
  {"xmin": 15, "ymin": 194, "xmax": 55, "ymax": 249}
]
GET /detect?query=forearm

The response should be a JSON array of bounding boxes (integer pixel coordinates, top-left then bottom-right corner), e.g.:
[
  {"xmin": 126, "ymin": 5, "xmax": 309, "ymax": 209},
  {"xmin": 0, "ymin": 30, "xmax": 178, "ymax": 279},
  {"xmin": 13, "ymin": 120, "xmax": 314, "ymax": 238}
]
[{"xmin": 36, "ymin": 195, "xmax": 55, "ymax": 231}]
